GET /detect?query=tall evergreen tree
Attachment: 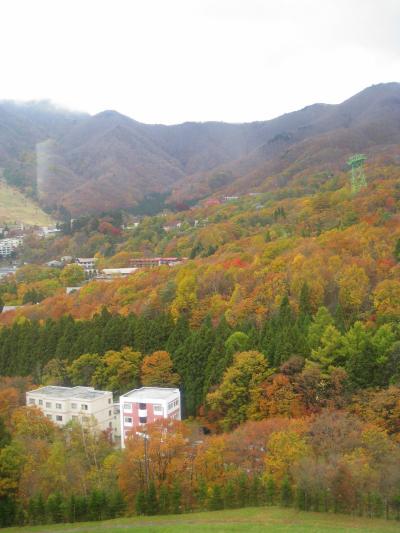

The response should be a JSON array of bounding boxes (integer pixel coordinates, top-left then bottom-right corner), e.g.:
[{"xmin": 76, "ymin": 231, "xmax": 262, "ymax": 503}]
[
  {"xmin": 108, "ymin": 490, "xmax": 126, "ymax": 518},
  {"xmin": 280, "ymin": 477, "xmax": 293, "ymax": 507},
  {"xmin": 265, "ymin": 477, "xmax": 276, "ymax": 505},
  {"xmin": 394, "ymin": 237, "xmax": 400, "ymax": 263},
  {"xmin": 135, "ymin": 490, "xmax": 146, "ymax": 515},
  {"xmin": 171, "ymin": 482, "xmax": 182, "ymax": 514},
  {"xmin": 236, "ymin": 475, "xmax": 248, "ymax": 508},
  {"xmin": 223, "ymin": 480, "xmax": 236, "ymax": 509},
  {"xmin": 249, "ymin": 476, "xmax": 263, "ymax": 506},
  {"xmin": 203, "ymin": 316, "xmax": 232, "ymax": 396},
  {"xmin": 158, "ymin": 485, "xmax": 170, "ymax": 515},
  {"xmin": 166, "ymin": 316, "xmax": 190, "ymax": 358},
  {"xmin": 0, "ymin": 495, "xmax": 16, "ymax": 527},
  {"xmin": 46, "ymin": 492, "xmax": 65, "ymax": 523},
  {"xmin": 181, "ymin": 317, "xmax": 215, "ymax": 416},
  {"xmin": 209, "ymin": 485, "xmax": 224, "ymax": 510},
  {"xmin": 145, "ymin": 482, "xmax": 159, "ymax": 515}
]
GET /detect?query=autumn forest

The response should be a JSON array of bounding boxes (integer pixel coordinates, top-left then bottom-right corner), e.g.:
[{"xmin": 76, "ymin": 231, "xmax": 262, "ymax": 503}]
[{"xmin": 0, "ymin": 84, "xmax": 400, "ymax": 528}]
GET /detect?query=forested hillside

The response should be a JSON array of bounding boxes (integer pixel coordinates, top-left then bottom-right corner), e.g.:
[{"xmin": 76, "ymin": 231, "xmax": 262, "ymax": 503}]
[
  {"xmin": 2, "ymin": 83, "xmax": 400, "ymax": 216},
  {"xmin": 3, "ymin": 146, "xmax": 399, "ymax": 326},
  {"xmin": 0, "ymin": 84, "xmax": 400, "ymax": 528}
]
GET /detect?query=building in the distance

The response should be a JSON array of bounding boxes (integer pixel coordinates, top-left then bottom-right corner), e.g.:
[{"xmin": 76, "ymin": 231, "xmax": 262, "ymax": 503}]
[
  {"xmin": 26, "ymin": 386, "xmax": 117, "ymax": 437},
  {"xmin": 0, "ymin": 237, "xmax": 23, "ymax": 258},
  {"xmin": 39, "ymin": 226, "xmax": 61, "ymax": 238},
  {"xmin": 119, "ymin": 387, "xmax": 181, "ymax": 448},
  {"xmin": 98, "ymin": 267, "xmax": 137, "ymax": 280},
  {"xmin": 75, "ymin": 257, "xmax": 97, "ymax": 276},
  {"xmin": 129, "ymin": 257, "xmax": 184, "ymax": 268}
]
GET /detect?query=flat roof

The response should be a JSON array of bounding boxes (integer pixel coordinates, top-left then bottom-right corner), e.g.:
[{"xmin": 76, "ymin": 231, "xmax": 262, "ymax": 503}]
[
  {"xmin": 121, "ymin": 387, "xmax": 179, "ymax": 401},
  {"xmin": 27, "ymin": 386, "xmax": 111, "ymax": 401},
  {"xmin": 102, "ymin": 268, "xmax": 137, "ymax": 274}
]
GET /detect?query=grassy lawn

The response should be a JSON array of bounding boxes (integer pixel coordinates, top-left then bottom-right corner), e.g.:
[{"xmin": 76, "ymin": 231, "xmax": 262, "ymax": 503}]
[
  {"xmin": 0, "ymin": 182, "xmax": 53, "ymax": 225},
  {"xmin": 4, "ymin": 506, "xmax": 400, "ymax": 533}
]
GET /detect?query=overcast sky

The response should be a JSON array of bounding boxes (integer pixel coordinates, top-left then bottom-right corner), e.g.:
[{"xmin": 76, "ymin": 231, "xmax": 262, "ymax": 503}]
[{"xmin": 1, "ymin": 0, "xmax": 399, "ymax": 124}]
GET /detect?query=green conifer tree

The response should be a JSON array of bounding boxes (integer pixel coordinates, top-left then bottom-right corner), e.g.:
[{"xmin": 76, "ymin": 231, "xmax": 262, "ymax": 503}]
[
  {"xmin": 66, "ymin": 495, "xmax": 77, "ymax": 523},
  {"xmin": 158, "ymin": 485, "xmax": 170, "ymax": 515},
  {"xmin": 265, "ymin": 477, "xmax": 275, "ymax": 505},
  {"xmin": 75, "ymin": 495, "xmax": 88, "ymax": 521},
  {"xmin": 203, "ymin": 316, "xmax": 232, "ymax": 396},
  {"xmin": 295, "ymin": 486, "xmax": 307, "ymax": 510},
  {"xmin": 46, "ymin": 492, "xmax": 65, "ymax": 523},
  {"xmin": 209, "ymin": 485, "xmax": 224, "ymax": 510},
  {"xmin": 196, "ymin": 479, "xmax": 208, "ymax": 510},
  {"xmin": 394, "ymin": 238, "xmax": 400, "ymax": 263},
  {"xmin": 135, "ymin": 490, "xmax": 146, "ymax": 515},
  {"xmin": 236, "ymin": 475, "xmax": 248, "ymax": 508},
  {"xmin": 0, "ymin": 495, "xmax": 16, "ymax": 527},
  {"xmin": 280, "ymin": 477, "xmax": 293, "ymax": 507},
  {"xmin": 171, "ymin": 482, "xmax": 182, "ymax": 514},
  {"xmin": 181, "ymin": 317, "xmax": 215, "ymax": 416},
  {"xmin": 249, "ymin": 476, "xmax": 262, "ymax": 506},
  {"xmin": 0, "ymin": 418, "xmax": 11, "ymax": 449},
  {"xmin": 223, "ymin": 480, "xmax": 236, "ymax": 509},
  {"xmin": 145, "ymin": 482, "xmax": 159, "ymax": 515},
  {"xmin": 105, "ymin": 490, "xmax": 125, "ymax": 519}
]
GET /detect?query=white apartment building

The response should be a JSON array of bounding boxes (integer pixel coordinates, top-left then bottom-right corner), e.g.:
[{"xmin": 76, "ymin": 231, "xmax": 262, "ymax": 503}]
[
  {"xmin": 0, "ymin": 238, "xmax": 23, "ymax": 257},
  {"xmin": 75, "ymin": 257, "xmax": 97, "ymax": 276},
  {"xmin": 119, "ymin": 387, "xmax": 181, "ymax": 448},
  {"xmin": 26, "ymin": 386, "xmax": 117, "ymax": 436},
  {"xmin": 39, "ymin": 226, "xmax": 61, "ymax": 238}
]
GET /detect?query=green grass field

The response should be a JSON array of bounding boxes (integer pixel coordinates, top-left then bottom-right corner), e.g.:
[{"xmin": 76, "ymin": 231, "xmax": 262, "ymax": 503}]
[
  {"xmin": 4, "ymin": 507, "xmax": 400, "ymax": 533},
  {"xmin": 0, "ymin": 182, "xmax": 53, "ymax": 225}
]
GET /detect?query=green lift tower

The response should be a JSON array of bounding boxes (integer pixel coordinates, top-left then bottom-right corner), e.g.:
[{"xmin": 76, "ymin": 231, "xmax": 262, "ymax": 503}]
[{"xmin": 347, "ymin": 154, "xmax": 367, "ymax": 193}]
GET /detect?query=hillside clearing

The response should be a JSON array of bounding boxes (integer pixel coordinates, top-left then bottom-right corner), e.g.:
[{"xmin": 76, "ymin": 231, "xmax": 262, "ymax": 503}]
[{"xmin": 0, "ymin": 182, "xmax": 53, "ymax": 225}]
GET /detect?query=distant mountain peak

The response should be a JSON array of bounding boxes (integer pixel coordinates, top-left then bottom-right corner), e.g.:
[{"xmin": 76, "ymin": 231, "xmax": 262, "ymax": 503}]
[{"xmin": 1, "ymin": 82, "xmax": 400, "ymax": 216}]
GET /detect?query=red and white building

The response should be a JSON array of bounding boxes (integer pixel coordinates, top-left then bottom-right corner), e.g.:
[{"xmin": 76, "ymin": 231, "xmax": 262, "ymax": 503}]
[{"xmin": 119, "ymin": 387, "xmax": 181, "ymax": 448}]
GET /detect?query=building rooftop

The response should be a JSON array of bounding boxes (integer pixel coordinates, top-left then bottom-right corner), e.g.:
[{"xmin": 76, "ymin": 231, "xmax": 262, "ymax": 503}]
[
  {"xmin": 101, "ymin": 268, "xmax": 137, "ymax": 274},
  {"xmin": 121, "ymin": 387, "xmax": 179, "ymax": 401},
  {"xmin": 28, "ymin": 386, "xmax": 111, "ymax": 401}
]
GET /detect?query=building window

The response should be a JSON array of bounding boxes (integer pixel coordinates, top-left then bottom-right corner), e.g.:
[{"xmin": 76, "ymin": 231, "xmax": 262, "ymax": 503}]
[
  {"xmin": 28, "ymin": 398, "xmax": 35, "ymax": 405},
  {"xmin": 56, "ymin": 403, "xmax": 62, "ymax": 409},
  {"xmin": 124, "ymin": 417, "xmax": 132, "ymax": 424},
  {"xmin": 109, "ymin": 421, "xmax": 112, "ymax": 428},
  {"xmin": 168, "ymin": 399, "xmax": 179, "ymax": 410},
  {"xmin": 153, "ymin": 404, "xmax": 163, "ymax": 413},
  {"xmin": 108, "ymin": 398, "xmax": 112, "ymax": 404},
  {"xmin": 38, "ymin": 399, "xmax": 43, "ymax": 406},
  {"xmin": 83, "ymin": 416, "xmax": 89, "ymax": 423},
  {"xmin": 139, "ymin": 416, "xmax": 147, "ymax": 424},
  {"xmin": 47, "ymin": 414, "xmax": 52, "ymax": 420},
  {"xmin": 109, "ymin": 410, "xmax": 112, "ymax": 416},
  {"xmin": 123, "ymin": 403, "xmax": 131, "ymax": 411},
  {"xmin": 71, "ymin": 403, "xmax": 77, "ymax": 409},
  {"xmin": 81, "ymin": 404, "xmax": 88, "ymax": 410},
  {"xmin": 72, "ymin": 415, "xmax": 78, "ymax": 420},
  {"xmin": 139, "ymin": 402, "xmax": 146, "ymax": 410},
  {"xmin": 56, "ymin": 415, "xmax": 63, "ymax": 422},
  {"xmin": 46, "ymin": 402, "xmax": 52, "ymax": 408}
]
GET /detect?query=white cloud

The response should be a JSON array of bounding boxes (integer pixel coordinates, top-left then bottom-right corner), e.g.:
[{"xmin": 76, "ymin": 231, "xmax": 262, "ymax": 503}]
[{"xmin": 0, "ymin": 0, "xmax": 399, "ymax": 123}]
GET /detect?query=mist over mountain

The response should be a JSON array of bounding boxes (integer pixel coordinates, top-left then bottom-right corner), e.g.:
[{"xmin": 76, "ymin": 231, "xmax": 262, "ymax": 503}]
[{"xmin": 1, "ymin": 82, "xmax": 399, "ymax": 216}]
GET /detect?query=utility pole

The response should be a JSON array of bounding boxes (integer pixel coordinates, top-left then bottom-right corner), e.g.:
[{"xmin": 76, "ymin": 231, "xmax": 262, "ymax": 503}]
[{"xmin": 143, "ymin": 430, "xmax": 149, "ymax": 490}]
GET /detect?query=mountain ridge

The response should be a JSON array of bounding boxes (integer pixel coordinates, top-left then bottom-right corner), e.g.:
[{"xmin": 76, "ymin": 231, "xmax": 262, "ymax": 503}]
[{"xmin": 1, "ymin": 82, "xmax": 399, "ymax": 215}]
